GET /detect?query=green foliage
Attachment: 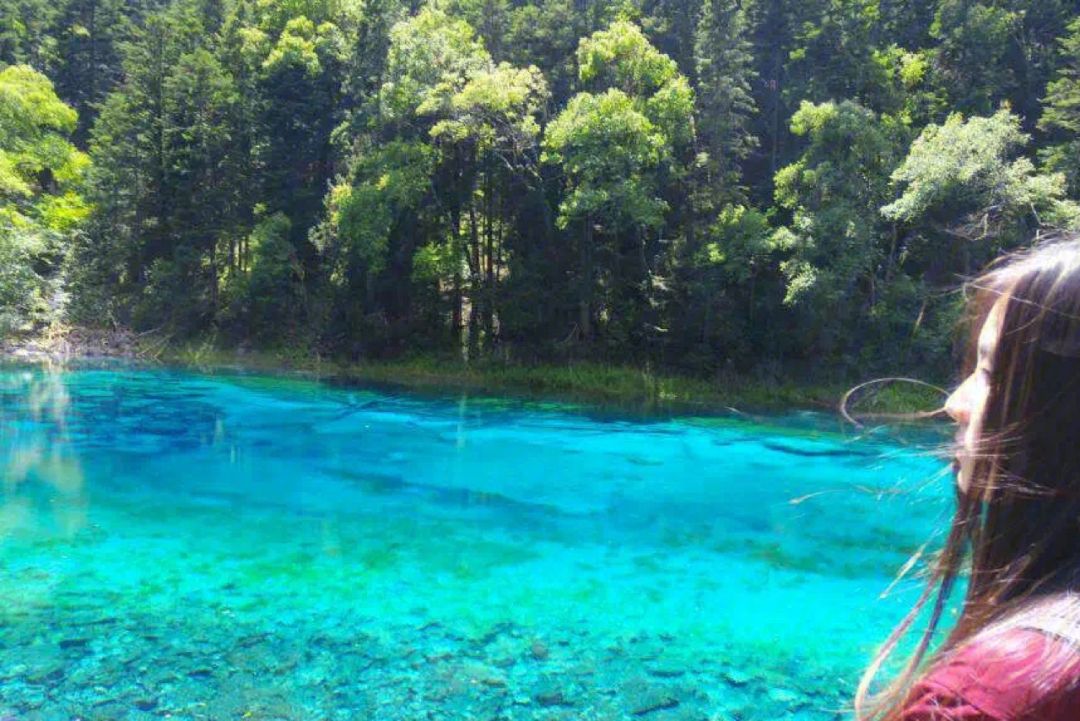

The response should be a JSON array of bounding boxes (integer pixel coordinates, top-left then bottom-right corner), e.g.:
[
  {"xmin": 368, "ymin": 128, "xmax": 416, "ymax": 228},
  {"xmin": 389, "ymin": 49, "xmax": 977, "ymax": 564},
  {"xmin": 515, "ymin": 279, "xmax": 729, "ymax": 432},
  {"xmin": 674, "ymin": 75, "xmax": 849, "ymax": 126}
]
[
  {"xmin": 0, "ymin": 64, "xmax": 79, "ymax": 195},
  {"xmin": 1041, "ymin": 18, "xmax": 1080, "ymax": 134},
  {"xmin": 0, "ymin": 0, "xmax": 57, "ymax": 69},
  {"xmin": 697, "ymin": 204, "xmax": 773, "ymax": 284},
  {"xmin": 773, "ymin": 100, "xmax": 900, "ymax": 307},
  {"xmin": 539, "ymin": 19, "xmax": 696, "ymax": 347},
  {"xmin": 232, "ymin": 212, "xmax": 305, "ymax": 339},
  {"xmin": 577, "ymin": 19, "xmax": 680, "ymax": 96},
  {"xmin": 883, "ymin": 109, "xmax": 1079, "ymax": 243},
  {"xmin": 1040, "ymin": 18, "xmax": 1080, "ymax": 195},
  {"xmin": 692, "ymin": 0, "xmax": 756, "ymax": 206},
  {"xmin": 0, "ymin": 65, "xmax": 88, "ymax": 336},
  {"xmin": 381, "ymin": 7, "xmax": 490, "ymax": 122},
  {"xmin": 430, "ymin": 63, "xmax": 548, "ymax": 150},
  {"xmin": 930, "ymin": 1, "xmax": 1020, "ymax": 115},
  {"xmin": 322, "ymin": 140, "xmax": 434, "ymax": 277},
  {"xmin": 23, "ymin": 0, "xmax": 1080, "ymax": 381},
  {"xmin": 671, "ymin": 203, "xmax": 776, "ymax": 366},
  {"xmin": 544, "ymin": 89, "xmax": 668, "ymax": 230},
  {"xmin": 548, "ymin": 19, "xmax": 696, "ymax": 224}
]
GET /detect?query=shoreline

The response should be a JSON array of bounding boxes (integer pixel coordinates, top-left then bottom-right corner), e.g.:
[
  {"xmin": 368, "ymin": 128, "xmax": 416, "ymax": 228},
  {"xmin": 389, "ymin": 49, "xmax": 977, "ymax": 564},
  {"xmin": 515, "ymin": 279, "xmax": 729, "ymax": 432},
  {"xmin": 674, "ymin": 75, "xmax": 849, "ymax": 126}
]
[{"xmin": 1, "ymin": 327, "xmax": 943, "ymax": 416}]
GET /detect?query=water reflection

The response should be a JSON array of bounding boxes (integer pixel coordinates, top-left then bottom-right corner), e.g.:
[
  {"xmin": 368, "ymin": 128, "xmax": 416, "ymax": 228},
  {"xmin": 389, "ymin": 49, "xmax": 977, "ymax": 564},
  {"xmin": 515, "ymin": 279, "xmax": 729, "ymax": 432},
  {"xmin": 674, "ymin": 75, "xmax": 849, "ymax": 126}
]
[{"xmin": 1, "ymin": 367, "xmax": 87, "ymax": 539}]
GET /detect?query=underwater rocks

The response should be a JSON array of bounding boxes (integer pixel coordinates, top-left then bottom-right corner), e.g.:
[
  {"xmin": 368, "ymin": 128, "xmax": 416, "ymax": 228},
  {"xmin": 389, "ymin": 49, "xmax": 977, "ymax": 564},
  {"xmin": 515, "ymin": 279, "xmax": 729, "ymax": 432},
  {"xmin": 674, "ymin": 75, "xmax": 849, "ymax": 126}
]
[
  {"xmin": 0, "ymin": 609, "xmax": 849, "ymax": 721},
  {"xmin": 623, "ymin": 679, "xmax": 681, "ymax": 716},
  {"xmin": 57, "ymin": 638, "xmax": 90, "ymax": 651},
  {"xmin": 530, "ymin": 640, "xmax": 550, "ymax": 660},
  {"xmin": 533, "ymin": 686, "xmax": 569, "ymax": 707}
]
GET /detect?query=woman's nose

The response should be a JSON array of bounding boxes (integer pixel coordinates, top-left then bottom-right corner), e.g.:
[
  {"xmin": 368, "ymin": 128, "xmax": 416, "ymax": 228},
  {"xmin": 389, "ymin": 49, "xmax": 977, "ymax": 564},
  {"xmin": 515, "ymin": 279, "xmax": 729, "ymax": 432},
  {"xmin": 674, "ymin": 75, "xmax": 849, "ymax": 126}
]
[{"xmin": 944, "ymin": 376, "xmax": 972, "ymax": 424}]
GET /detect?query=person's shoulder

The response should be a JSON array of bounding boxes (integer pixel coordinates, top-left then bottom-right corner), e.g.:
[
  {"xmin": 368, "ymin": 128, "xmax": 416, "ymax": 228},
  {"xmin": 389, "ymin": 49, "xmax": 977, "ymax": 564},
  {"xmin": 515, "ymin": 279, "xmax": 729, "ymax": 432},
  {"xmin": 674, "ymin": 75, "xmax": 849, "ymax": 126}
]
[{"xmin": 900, "ymin": 626, "xmax": 1080, "ymax": 720}]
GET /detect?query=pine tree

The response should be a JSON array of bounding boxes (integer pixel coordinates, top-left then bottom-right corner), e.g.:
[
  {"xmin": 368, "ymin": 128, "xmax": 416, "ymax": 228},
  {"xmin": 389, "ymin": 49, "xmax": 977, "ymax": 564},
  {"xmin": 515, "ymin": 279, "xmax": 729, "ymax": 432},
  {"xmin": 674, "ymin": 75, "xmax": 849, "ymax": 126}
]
[
  {"xmin": 1037, "ymin": 17, "xmax": 1080, "ymax": 194},
  {"xmin": 693, "ymin": 0, "xmax": 757, "ymax": 207}
]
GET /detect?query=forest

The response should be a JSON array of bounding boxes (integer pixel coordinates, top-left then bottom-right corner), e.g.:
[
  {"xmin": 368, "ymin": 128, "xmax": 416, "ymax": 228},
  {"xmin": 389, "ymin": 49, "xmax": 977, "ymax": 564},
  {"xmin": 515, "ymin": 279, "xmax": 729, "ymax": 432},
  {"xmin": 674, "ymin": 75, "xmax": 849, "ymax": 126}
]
[{"xmin": 4, "ymin": 0, "xmax": 1080, "ymax": 380}]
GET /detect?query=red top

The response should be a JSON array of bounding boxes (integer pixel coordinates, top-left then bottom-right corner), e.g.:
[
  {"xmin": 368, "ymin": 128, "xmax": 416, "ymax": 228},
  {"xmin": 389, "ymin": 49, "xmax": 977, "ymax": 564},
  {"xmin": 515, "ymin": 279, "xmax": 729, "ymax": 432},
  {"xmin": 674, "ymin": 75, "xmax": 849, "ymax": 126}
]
[{"xmin": 900, "ymin": 628, "xmax": 1080, "ymax": 720}]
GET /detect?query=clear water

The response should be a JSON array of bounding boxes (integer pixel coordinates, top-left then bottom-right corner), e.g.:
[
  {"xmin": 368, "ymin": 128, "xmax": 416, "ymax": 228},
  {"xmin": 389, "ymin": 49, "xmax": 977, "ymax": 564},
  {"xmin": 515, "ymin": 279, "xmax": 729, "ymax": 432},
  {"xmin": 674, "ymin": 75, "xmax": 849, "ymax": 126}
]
[{"xmin": 0, "ymin": 364, "xmax": 951, "ymax": 720}]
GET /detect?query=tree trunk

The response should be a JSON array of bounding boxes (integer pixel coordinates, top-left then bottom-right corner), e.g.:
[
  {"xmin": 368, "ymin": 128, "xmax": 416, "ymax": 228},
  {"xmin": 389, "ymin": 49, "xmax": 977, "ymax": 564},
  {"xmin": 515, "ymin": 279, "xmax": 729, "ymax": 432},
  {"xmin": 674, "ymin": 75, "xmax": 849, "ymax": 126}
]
[
  {"xmin": 467, "ymin": 199, "xmax": 480, "ymax": 359},
  {"xmin": 483, "ymin": 163, "xmax": 495, "ymax": 344},
  {"xmin": 579, "ymin": 216, "xmax": 593, "ymax": 341},
  {"xmin": 450, "ymin": 178, "xmax": 463, "ymax": 348}
]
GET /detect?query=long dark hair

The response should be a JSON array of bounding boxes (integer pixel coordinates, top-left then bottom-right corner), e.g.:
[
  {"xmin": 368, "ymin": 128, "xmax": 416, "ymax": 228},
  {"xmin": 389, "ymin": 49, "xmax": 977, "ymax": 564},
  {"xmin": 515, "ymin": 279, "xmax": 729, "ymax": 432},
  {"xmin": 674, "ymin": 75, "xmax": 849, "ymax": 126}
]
[{"xmin": 856, "ymin": 238, "xmax": 1080, "ymax": 720}]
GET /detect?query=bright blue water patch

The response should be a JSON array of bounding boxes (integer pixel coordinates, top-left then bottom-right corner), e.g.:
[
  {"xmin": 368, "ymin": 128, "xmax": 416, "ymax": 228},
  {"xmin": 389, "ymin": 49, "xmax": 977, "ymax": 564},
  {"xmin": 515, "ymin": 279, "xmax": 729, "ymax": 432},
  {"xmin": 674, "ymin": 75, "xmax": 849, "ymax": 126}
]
[{"xmin": 0, "ymin": 364, "xmax": 952, "ymax": 720}]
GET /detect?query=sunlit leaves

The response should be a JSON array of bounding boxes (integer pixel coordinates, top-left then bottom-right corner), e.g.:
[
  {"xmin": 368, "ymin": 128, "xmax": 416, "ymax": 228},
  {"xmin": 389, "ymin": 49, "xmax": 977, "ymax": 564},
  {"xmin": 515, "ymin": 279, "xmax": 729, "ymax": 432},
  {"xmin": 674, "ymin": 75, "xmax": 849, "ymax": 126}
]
[
  {"xmin": 770, "ymin": 99, "xmax": 900, "ymax": 308},
  {"xmin": 0, "ymin": 65, "xmax": 87, "ymax": 221},
  {"xmin": 0, "ymin": 65, "xmax": 83, "ymax": 203},
  {"xmin": 381, "ymin": 7, "xmax": 489, "ymax": 122},
  {"xmin": 0, "ymin": 65, "xmax": 88, "ymax": 335},
  {"xmin": 883, "ymin": 109, "xmax": 1078, "ymax": 233},
  {"xmin": 430, "ymin": 63, "xmax": 549, "ymax": 153},
  {"xmin": 545, "ymin": 20, "xmax": 693, "ymax": 231},
  {"xmin": 577, "ymin": 19, "xmax": 679, "ymax": 96},
  {"xmin": 324, "ymin": 140, "xmax": 434, "ymax": 275},
  {"xmin": 544, "ymin": 88, "xmax": 668, "ymax": 229}
]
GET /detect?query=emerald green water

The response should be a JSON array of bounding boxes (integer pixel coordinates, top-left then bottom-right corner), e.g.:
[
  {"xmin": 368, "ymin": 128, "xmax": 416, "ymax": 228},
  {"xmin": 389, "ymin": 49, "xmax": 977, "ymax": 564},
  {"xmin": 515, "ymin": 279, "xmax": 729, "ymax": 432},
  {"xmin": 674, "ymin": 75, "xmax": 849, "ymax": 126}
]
[{"xmin": 0, "ymin": 364, "xmax": 950, "ymax": 720}]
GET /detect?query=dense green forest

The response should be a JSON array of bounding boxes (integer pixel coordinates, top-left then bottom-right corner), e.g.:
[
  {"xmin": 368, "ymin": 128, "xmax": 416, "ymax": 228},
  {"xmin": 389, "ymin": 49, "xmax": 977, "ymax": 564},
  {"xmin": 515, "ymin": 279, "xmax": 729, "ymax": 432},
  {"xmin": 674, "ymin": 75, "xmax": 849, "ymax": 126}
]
[{"xmin": 4, "ymin": 0, "xmax": 1080, "ymax": 379}]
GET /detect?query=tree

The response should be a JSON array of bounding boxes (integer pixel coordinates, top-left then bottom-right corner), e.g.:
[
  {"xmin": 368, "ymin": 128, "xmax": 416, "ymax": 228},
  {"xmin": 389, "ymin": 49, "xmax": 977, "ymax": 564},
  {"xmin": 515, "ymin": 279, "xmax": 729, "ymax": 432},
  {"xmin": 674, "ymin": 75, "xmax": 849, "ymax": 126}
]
[
  {"xmin": 769, "ymin": 100, "xmax": 904, "ymax": 360},
  {"xmin": 0, "ymin": 66, "xmax": 89, "ymax": 335},
  {"xmin": 693, "ymin": 0, "xmax": 756, "ymax": 207},
  {"xmin": 430, "ymin": 61, "xmax": 549, "ymax": 350},
  {"xmin": 316, "ymin": 139, "xmax": 435, "ymax": 342},
  {"xmin": 1040, "ymin": 18, "xmax": 1080, "ymax": 195},
  {"xmin": 544, "ymin": 20, "xmax": 694, "ymax": 346},
  {"xmin": 66, "ymin": 8, "xmax": 203, "ymax": 326},
  {"xmin": 336, "ymin": 0, "xmax": 403, "ymax": 145},
  {"xmin": 883, "ymin": 108, "xmax": 1079, "ymax": 273},
  {"xmin": 380, "ymin": 6, "xmax": 489, "ymax": 125},
  {"xmin": 924, "ymin": 0, "xmax": 1074, "ymax": 120},
  {"xmin": 869, "ymin": 107, "xmax": 1080, "ymax": 370},
  {"xmin": 669, "ymin": 203, "xmax": 777, "ymax": 368},
  {"xmin": 256, "ymin": 14, "xmax": 346, "ymax": 255},
  {"xmin": 48, "ymin": 0, "xmax": 145, "ymax": 143},
  {"xmin": 0, "ymin": 0, "xmax": 57, "ymax": 70},
  {"xmin": 503, "ymin": 0, "xmax": 582, "ymax": 104},
  {"xmin": 145, "ymin": 47, "xmax": 241, "ymax": 329},
  {"xmin": 219, "ymin": 211, "xmax": 306, "ymax": 340},
  {"xmin": 324, "ymin": 7, "xmax": 549, "ymax": 354}
]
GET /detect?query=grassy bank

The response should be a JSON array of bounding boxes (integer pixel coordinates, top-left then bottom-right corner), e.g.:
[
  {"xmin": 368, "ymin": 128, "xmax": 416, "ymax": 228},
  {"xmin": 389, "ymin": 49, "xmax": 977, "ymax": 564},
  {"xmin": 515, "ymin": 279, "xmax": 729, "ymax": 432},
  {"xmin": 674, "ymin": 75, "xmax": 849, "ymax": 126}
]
[{"xmin": 155, "ymin": 339, "xmax": 944, "ymax": 415}]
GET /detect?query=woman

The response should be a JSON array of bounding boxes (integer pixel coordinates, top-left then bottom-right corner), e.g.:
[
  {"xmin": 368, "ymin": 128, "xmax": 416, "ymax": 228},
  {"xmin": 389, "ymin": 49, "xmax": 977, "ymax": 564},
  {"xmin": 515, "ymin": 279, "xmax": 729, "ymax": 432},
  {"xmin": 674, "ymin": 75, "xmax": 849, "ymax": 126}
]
[{"xmin": 856, "ymin": 238, "xmax": 1080, "ymax": 720}]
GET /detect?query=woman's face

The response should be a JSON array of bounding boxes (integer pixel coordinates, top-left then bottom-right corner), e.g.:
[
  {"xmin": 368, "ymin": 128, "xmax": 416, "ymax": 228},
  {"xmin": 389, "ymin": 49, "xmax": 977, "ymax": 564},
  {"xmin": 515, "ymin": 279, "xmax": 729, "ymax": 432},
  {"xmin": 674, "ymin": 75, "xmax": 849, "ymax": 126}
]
[{"xmin": 945, "ymin": 297, "xmax": 1005, "ymax": 492}]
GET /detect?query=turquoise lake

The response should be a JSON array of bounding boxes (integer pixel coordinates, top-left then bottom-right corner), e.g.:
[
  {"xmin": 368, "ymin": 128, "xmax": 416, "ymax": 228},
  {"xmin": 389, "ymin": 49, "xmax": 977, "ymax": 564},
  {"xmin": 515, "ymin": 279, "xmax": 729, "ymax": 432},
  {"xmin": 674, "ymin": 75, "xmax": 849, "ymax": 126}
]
[{"xmin": 0, "ymin": 364, "xmax": 952, "ymax": 720}]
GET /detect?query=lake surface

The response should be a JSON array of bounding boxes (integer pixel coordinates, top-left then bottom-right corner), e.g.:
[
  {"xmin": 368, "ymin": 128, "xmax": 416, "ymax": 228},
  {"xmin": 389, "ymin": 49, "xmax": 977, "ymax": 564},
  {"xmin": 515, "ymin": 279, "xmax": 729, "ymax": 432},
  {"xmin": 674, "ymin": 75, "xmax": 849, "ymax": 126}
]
[{"xmin": 0, "ymin": 364, "xmax": 951, "ymax": 720}]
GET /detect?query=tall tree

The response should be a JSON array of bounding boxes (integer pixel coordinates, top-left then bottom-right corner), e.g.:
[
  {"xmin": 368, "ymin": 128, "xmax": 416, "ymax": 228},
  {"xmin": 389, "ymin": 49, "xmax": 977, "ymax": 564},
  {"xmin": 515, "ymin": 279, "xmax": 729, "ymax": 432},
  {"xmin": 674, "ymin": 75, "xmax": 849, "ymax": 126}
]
[
  {"xmin": 67, "ymin": 6, "xmax": 203, "ymax": 325},
  {"xmin": 544, "ymin": 20, "xmax": 694, "ymax": 347},
  {"xmin": 0, "ymin": 0, "xmax": 58, "ymax": 70},
  {"xmin": 884, "ymin": 108, "xmax": 1080, "ymax": 273},
  {"xmin": 255, "ymin": 14, "xmax": 346, "ymax": 256},
  {"xmin": 154, "ymin": 47, "xmax": 241, "ymax": 328},
  {"xmin": 48, "ymin": 0, "xmax": 143, "ymax": 143},
  {"xmin": 922, "ymin": 1, "xmax": 1076, "ymax": 123},
  {"xmin": 769, "ymin": 100, "xmax": 904, "ymax": 360},
  {"xmin": 1040, "ymin": 17, "xmax": 1080, "ymax": 195},
  {"xmin": 0, "ymin": 66, "xmax": 89, "ymax": 335},
  {"xmin": 693, "ymin": 0, "xmax": 756, "ymax": 208}
]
